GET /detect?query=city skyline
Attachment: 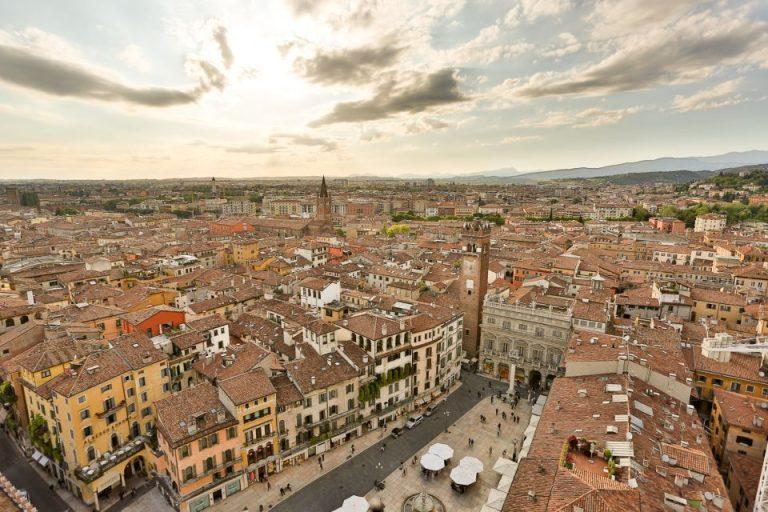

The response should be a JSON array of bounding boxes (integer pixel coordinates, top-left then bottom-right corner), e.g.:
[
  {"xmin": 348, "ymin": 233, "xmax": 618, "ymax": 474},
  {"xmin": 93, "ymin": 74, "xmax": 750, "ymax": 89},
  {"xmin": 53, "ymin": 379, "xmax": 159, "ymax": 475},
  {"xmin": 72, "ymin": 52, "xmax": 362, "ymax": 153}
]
[{"xmin": 1, "ymin": 0, "xmax": 767, "ymax": 180}]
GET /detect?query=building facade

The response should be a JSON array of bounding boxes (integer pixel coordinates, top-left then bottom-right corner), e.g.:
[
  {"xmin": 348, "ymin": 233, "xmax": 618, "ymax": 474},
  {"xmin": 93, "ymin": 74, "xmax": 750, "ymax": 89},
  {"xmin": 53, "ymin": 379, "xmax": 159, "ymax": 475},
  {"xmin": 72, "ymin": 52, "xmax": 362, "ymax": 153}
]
[{"xmin": 479, "ymin": 296, "xmax": 572, "ymax": 389}]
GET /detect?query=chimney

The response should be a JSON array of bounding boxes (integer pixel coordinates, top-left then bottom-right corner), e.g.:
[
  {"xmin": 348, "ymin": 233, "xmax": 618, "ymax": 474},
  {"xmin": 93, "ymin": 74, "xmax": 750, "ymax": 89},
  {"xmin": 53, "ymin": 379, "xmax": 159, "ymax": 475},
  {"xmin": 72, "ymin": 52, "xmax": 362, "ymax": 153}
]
[
  {"xmin": 310, "ymin": 376, "xmax": 316, "ymax": 386},
  {"xmin": 754, "ymin": 415, "xmax": 764, "ymax": 428},
  {"xmin": 381, "ymin": 323, "xmax": 388, "ymax": 336},
  {"xmin": 26, "ymin": 290, "xmax": 35, "ymax": 305}
]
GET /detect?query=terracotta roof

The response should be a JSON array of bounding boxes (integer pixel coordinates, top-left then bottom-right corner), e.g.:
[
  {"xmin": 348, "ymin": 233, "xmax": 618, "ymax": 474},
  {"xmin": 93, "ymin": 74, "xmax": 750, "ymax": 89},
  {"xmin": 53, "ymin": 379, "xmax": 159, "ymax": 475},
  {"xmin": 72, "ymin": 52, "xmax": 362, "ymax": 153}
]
[{"xmin": 218, "ymin": 368, "xmax": 276, "ymax": 405}]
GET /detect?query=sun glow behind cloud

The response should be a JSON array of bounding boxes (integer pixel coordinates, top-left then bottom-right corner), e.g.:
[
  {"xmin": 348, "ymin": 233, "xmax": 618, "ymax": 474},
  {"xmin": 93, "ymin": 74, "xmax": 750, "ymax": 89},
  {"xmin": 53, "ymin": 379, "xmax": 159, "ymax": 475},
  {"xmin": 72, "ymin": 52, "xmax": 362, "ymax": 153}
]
[{"xmin": 0, "ymin": 0, "xmax": 765, "ymax": 179}]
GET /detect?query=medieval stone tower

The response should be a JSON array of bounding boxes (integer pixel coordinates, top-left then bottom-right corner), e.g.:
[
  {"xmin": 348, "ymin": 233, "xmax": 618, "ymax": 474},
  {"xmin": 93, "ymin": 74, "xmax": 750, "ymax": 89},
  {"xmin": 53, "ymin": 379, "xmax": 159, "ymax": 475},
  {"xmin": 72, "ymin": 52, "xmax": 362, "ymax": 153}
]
[
  {"xmin": 316, "ymin": 175, "xmax": 332, "ymax": 223},
  {"xmin": 308, "ymin": 176, "xmax": 334, "ymax": 235},
  {"xmin": 459, "ymin": 220, "xmax": 490, "ymax": 358}
]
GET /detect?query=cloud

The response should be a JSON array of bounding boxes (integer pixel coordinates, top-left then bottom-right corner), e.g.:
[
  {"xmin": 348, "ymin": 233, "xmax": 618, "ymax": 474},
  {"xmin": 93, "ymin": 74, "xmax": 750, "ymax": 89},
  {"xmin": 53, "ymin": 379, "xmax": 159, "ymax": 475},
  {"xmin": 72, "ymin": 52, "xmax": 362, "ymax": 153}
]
[
  {"xmin": 223, "ymin": 132, "xmax": 338, "ymax": 154},
  {"xmin": 672, "ymin": 79, "xmax": 744, "ymax": 112},
  {"xmin": 501, "ymin": 135, "xmax": 541, "ymax": 143},
  {"xmin": 512, "ymin": 8, "xmax": 767, "ymax": 98},
  {"xmin": 212, "ymin": 25, "xmax": 234, "ymax": 69},
  {"xmin": 0, "ymin": 43, "xmax": 203, "ymax": 106},
  {"xmin": 119, "ymin": 44, "xmax": 151, "ymax": 73},
  {"xmin": 269, "ymin": 133, "xmax": 338, "ymax": 151},
  {"xmin": 506, "ymin": 0, "xmax": 572, "ymax": 25},
  {"xmin": 518, "ymin": 106, "xmax": 641, "ymax": 128},
  {"xmin": 286, "ymin": 0, "xmax": 326, "ymax": 16},
  {"xmin": 541, "ymin": 32, "xmax": 581, "ymax": 59},
  {"xmin": 588, "ymin": 0, "xmax": 700, "ymax": 39},
  {"xmin": 294, "ymin": 42, "xmax": 403, "ymax": 85},
  {"xmin": 447, "ymin": 24, "xmax": 532, "ymax": 65},
  {"xmin": 0, "ymin": 25, "xmax": 237, "ymax": 108},
  {"xmin": 310, "ymin": 68, "xmax": 467, "ymax": 126}
]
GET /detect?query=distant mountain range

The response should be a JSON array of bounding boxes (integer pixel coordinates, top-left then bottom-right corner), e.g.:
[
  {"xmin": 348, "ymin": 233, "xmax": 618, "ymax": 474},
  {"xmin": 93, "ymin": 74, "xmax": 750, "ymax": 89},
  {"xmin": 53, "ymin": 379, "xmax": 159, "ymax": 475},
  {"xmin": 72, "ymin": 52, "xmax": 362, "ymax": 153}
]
[{"xmin": 460, "ymin": 150, "xmax": 768, "ymax": 183}]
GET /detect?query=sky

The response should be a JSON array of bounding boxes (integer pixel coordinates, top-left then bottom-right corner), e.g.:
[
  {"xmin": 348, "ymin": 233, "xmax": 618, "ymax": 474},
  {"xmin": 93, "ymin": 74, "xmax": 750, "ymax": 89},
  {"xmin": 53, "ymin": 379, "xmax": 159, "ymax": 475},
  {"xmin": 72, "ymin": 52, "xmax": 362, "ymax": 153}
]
[{"xmin": 0, "ymin": 0, "xmax": 766, "ymax": 180}]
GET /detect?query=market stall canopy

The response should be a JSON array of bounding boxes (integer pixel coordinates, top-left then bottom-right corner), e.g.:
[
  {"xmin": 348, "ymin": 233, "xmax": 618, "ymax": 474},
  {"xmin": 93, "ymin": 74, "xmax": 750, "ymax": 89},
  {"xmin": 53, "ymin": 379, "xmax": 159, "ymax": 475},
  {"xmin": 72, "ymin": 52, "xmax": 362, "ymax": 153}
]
[
  {"xmin": 458, "ymin": 456, "xmax": 484, "ymax": 474},
  {"xmin": 450, "ymin": 466, "xmax": 477, "ymax": 486},
  {"xmin": 420, "ymin": 453, "xmax": 446, "ymax": 471},
  {"xmin": 428, "ymin": 443, "xmax": 454, "ymax": 460}
]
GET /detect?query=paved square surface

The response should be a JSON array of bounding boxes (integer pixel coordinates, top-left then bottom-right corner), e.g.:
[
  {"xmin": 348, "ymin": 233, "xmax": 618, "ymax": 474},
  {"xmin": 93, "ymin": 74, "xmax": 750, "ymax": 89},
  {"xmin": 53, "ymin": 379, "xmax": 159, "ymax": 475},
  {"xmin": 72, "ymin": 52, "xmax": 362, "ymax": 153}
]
[{"xmin": 365, "ymin": 393, "xmax": 530, "ymax": 511}]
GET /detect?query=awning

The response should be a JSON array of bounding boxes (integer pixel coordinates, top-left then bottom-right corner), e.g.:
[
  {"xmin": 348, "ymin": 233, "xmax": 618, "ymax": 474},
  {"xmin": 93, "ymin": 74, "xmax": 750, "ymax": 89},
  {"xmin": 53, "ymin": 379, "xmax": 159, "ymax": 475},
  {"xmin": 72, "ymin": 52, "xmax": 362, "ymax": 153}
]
[
  {"xmin": 32, "ymin": 450, "xmax": 42, "ymax": 462},
  {"xmin": 331, "ymin": 434, "xmax": 346, "ymax": 444},
  {"xmin": 32, "ymin": 450, "xmax": 49, "ymax": 467}
]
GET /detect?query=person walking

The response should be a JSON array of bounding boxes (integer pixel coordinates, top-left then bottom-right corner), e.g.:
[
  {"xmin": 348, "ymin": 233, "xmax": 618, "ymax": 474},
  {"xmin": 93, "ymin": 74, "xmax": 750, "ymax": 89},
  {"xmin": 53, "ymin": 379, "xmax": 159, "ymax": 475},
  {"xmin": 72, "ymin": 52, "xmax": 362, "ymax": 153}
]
[
  {"xmin": 266, "ymin": 479, "xmax": 271, "ymax": 491},
  {"xmin": 495, "ymin": 408, "xmax": 499, "ymax": 416}
]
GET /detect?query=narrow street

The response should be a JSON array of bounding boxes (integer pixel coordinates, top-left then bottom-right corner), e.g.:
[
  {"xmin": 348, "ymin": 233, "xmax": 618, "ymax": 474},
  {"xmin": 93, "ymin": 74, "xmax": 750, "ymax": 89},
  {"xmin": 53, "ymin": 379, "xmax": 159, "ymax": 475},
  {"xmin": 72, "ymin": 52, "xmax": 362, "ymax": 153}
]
[
  {"xmin": 0, "ymin": 430, "xmax": 71, "ymax": 511},
  {"xmin": 271, "ymin": 372, "xmax": 508, "ymax": 512}
]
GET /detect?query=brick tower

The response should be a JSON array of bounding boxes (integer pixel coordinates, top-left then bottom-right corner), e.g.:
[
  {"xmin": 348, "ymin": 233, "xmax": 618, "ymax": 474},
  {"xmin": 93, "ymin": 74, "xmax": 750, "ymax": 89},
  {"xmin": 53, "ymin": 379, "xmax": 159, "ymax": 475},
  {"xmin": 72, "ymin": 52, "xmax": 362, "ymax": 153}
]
[
  {"xmin": 308, "ymin": 176, "xmax": 333, "ymax": 234},
  {"xmin": 459, "ymin": 220, "xmax": 490, "ymax": 358}
]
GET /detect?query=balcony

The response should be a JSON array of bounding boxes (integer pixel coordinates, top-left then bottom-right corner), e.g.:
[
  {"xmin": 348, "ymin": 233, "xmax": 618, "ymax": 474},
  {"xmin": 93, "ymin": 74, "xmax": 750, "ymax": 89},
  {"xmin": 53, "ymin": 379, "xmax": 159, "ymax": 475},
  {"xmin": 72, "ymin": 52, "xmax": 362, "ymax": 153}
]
[
  {"xmin": 96, "ymin": 400, "xmax": 126, "ymax": 419},
  {"xmin": 75, "ymin": 436, "xmax": 147, "ymax": 483}
]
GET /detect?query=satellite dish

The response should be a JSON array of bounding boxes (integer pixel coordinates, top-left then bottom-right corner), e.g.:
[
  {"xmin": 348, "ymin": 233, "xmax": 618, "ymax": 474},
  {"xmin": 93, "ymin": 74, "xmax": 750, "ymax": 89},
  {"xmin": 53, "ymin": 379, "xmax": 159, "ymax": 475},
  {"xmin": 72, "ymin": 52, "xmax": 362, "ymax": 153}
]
[{"xmin": 704, "ymin": 492, "xmax": 714, "ymax": 501}]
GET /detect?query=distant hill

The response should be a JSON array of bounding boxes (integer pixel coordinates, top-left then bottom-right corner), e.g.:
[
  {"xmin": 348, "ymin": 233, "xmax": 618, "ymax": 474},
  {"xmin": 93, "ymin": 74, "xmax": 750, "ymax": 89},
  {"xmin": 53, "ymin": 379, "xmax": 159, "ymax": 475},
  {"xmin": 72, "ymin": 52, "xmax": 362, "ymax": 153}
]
[
  {"xmin": 465, "ymin": 150, "xmax": 768, "ymax": 182},
  {"xmin": 580, "ymin": 170, "xmax": 714, "ymax": 185}
]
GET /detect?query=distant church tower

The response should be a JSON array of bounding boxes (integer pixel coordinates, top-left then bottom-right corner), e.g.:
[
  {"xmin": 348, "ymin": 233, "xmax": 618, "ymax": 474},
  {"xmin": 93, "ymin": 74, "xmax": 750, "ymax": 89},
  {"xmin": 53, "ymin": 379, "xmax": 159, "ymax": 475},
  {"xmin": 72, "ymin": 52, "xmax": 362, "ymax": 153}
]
[
  {"xmin": 316, "ymin": 176, "xmax": 332, "ymax": 223},
  {"xmin": 460, "ymin": 220, "xmax": 490, "ymax": 358},
  {"xmin": 211, "ymin": 177, "xmax": 218, "ymax": 197},
  {"xmin": 308, "ymin": 176, "xmax": 333, "ymax": 234}
]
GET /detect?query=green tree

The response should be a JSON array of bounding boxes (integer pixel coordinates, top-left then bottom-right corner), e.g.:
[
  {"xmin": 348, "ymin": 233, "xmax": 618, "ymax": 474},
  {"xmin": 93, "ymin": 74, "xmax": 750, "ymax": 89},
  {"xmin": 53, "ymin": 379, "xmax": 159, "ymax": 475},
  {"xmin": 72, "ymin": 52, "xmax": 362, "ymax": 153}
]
[{"xmin": 0, "ymin": 381, "xmax": 16, "ymax": 405}]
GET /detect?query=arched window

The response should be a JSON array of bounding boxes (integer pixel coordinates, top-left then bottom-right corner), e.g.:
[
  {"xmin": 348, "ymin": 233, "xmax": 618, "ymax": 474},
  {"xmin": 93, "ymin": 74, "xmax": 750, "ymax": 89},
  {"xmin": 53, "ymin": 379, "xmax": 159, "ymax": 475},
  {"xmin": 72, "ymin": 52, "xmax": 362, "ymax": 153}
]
[
  {"xmin": 5, "ymin": 319, "xmax": 14, "ymax": 328},
  {"xmin": 20, "ymin": 316, "xmax": 29, "ymax": 324}
]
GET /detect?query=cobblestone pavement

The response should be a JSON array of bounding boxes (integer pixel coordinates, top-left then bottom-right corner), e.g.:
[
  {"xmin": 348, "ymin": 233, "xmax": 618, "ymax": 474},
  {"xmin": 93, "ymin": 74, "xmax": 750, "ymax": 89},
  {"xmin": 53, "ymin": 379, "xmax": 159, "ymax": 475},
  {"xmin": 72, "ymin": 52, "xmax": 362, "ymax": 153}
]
[
  {"xmin": 365, "ymin": 392, "xmax": 531, "ymax": 512},
  {"xmin": 212, "ymin": 372, "xmax": 511, "ymax": 512},
  {"xmin": 120, "ymin": 485, "xmax": 174, "ymax": 512}
]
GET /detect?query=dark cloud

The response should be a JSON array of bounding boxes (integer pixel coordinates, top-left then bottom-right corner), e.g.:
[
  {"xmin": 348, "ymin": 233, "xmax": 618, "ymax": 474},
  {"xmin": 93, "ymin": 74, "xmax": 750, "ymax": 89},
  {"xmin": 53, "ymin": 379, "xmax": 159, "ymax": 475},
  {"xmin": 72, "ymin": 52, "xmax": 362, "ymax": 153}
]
[
  {"xmin": 515, "ymin": 11, "xmax": 766, "ymax": 98},
  {"xmin": 310, "ymin": 68, "xmax": 467, "ymax": 126},
  {"xmin": 213, "ymin": 25, "xmax": 234, "ymax": 68},
  {"xmin": 294, "ymin": 43, "xmax": 403, "ymax": 85},
  {"xmin": 0, "ymin": 43, "xmax": 204, "ymax": 107},
  {"xmin": 196, "ymin": 60, "xmax": 227, "ymax": 91}
]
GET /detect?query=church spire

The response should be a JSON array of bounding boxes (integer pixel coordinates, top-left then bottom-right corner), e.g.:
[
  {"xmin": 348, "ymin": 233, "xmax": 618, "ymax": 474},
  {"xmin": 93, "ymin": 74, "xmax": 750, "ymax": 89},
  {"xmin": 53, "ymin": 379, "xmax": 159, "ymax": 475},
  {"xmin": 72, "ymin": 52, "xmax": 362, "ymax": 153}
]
[{"xmin": 320, "ymin": 175, "xmax": 328, "ymax": 197}]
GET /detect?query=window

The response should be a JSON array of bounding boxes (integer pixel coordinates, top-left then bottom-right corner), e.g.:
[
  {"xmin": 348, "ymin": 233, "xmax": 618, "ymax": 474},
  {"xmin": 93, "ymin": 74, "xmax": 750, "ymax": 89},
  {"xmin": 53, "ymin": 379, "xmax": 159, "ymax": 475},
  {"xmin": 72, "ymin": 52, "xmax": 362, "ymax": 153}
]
[
  {"xmin": 346, "ymin": 384, "xmax": 354, "ymax": 394},
  {"xmin": 41, "ymin": 369, "xmax": 51, "ymax": 378},
  {"xmin": 518, "ymin": 324, "xmax": 527, "ymax": 331},
  {"xmin": 747, "ymin": 385, "xmax": 755, "ymax": 393},
  {"xmin": 141, "ymin": 392, "xmax": 148, "ymax": 402},
  {"xmin": 730, "ymin": 382, "xmax": 741, "ymax": 392},
  {"xmin": 180, "ymin": 444, "xmax": 191, "ymax": 458},
  {"xmin": 735, "ymin": 436, "xmax": 754, "ymax": 447},
  {"xmin": 712, "ymin": 379, "xmax": 723, "ymax": 387},
  {"xmin": 183, "ymin": 466, "xmax": 196, "ymax": 482},
  {"xmin": 80, "ymin": 409, "xmax": 90, "ymax": 420},
  {"xmin": 101, "ymin": 384, "xmax": 112, "ymax": 393},
  {"xmin": 83, "ymin": 425, "xmax": 92, "ymax": 437},
  {"xmin": 141, "ymin": 407, "xmax": 152, "ymax": 417},
  {"xmin": 139, "ymin": 377, "xmax": 146, "ymax": 387},
  {"xmin": 227, "ymin": 427, "xmax": 237, "ymax": 440}
]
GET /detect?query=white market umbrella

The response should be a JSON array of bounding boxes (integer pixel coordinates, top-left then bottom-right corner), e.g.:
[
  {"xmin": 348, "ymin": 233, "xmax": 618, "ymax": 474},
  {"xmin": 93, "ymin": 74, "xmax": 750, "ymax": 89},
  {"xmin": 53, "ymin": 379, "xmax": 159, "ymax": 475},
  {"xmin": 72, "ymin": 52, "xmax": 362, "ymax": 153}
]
[
  {"xmin": 429, "ymin": 443, "xmax": 454, "ymax": 460},
  {"xmin": 450, "ymin": 466, "xmax": 477, "ymax": 486},
  {"xmin": 459, "ymin": 456, "xmax": 484, "ymax": 474},
  {"xmin": 341, "ymin": 495, "xmax": 369, "ymax": 512},
  {"xmin": 420, "ymin": 453, "xmax": 446, "ymax": 471}
]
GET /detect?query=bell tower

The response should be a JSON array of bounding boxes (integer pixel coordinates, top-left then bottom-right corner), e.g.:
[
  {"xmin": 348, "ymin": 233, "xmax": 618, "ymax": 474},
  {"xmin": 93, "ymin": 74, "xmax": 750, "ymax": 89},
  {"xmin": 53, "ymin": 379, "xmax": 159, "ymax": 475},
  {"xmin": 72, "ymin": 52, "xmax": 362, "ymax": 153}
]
[{"xmin": 460, "ymin": 221, "xmax": 491, "ymax": 358}]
